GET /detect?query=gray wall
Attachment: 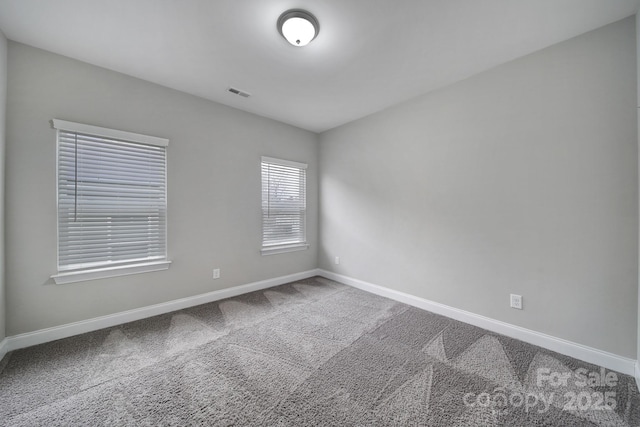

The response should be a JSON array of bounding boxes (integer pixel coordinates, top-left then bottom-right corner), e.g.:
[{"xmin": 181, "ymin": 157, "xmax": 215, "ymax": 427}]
[
  {"xmin": 0, "ymin": 31, "xmax": 6, "ymax": 342},
  {"xmin": 319, "ymin": 17, "xmax": 638, "ymax": 358},
  {"xmin": 637, "ymin": 11, "xmax": 640, "ymax": 365},
  {"xmin": 5, "ymin": 42, "xmax": 318, "ymax": 335}
]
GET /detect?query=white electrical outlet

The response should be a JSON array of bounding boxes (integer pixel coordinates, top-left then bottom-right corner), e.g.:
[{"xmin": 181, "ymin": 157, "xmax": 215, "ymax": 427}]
[
  {"xmin": 510, "ymin": 294, "xmax": 522, "ymax": 310},
  {"xmin": 335, "ymin": 256, "xmax": 340, "ymax": 265},
  {"xmin": 213, "ymin": 268, "xmax": 220, "ymax": 279}
]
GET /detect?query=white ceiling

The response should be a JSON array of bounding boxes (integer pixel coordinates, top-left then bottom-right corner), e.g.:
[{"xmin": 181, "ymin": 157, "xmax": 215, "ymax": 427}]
[{"xmin": 0, "ymin": 0, "xmax": 638, "ymax": 133}]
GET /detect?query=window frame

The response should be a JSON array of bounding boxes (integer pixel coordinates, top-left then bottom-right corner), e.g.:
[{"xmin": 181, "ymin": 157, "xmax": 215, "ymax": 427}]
[
  {"xmin": 261, "ymin": 156, "xmax": 309, "ymax": 255},
  {"xmin": 51, "ymin": 119, "xmax": 171, "ymax": 284}
]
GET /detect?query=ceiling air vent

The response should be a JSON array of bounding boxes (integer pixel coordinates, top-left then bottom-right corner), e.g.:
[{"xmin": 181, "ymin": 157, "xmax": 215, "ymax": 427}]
[{"xmin": 228, "ymin": 87, "xmax": 251, "ymax": 98}]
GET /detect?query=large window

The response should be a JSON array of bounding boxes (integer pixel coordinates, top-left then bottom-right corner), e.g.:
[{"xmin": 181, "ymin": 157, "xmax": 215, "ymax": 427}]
[
  {"xmin": 52, "ymin": 120, "xmax": 170, "ymax": 284},
  {"xmin": 261, "ymin": 156, "xmax": 308, "ymax": 255}
]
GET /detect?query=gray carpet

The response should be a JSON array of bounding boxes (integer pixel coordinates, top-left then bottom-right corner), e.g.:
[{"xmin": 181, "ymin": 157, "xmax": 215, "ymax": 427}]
[{"xmin": 0, "ymin": 276, "xmax": 638, "ymax": 426}]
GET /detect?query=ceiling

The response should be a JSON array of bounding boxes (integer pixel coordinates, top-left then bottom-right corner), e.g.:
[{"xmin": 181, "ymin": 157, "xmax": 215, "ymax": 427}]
[{"xmin": 0, "ymin": 0, "xmax": 638, "ymax": 133}]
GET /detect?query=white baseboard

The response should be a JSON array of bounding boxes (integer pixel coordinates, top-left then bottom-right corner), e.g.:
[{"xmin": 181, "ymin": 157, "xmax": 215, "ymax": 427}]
[
  {"xmin": 3, "ymin": 267, "xmax": 637, "ymax": 381},
  {"xmin": 3, "ymin": 269, "xmax": 320, "ymax": 354},
  {"xmin": 318, "ymin": 269, "xmax": 637, "ymax": 377},
  {"xmin": 0, "ymin": 337, "xmax": 8, "ymax": 362},
  {"xmin": 635, "ymin": 361, "xmax": 640, "ymax": 393}
]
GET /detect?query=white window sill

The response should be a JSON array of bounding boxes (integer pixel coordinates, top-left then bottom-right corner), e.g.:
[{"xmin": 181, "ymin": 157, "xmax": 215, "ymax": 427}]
[
  {"xmin": 52, "ymin": 260, "xmax": 172, "ymax": 285},
  {"xmin": 261, "ymin": 243, "xmax": 309, "ymax": 256}
]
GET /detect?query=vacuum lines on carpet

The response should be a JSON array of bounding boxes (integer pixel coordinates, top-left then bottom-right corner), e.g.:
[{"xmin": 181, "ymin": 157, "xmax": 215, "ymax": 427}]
[{"xmin": 0, "ymin": 276, "xmax": 638, "ymax": 425}]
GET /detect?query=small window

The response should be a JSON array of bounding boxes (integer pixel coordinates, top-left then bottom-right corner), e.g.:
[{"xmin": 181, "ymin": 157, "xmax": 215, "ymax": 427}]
[
  {"xmin": 52, "ymin": 120, "xmax": 170, "ymax": 284},
  {"xmin": 261, "ymin": 156, "xmax": 308, "ymax": 255}
]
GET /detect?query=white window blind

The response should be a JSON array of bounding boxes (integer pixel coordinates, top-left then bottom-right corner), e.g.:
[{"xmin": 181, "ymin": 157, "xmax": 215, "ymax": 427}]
[
  {"xmin": 261, "ymin": 157, "xmax": 307, "ymax": 254},
  {"xmin": 54, "ymin": 120, "xmax": 168, "ymax": 275}
]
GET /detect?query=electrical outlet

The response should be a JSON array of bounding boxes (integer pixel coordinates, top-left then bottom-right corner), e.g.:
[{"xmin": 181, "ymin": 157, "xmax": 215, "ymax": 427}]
[
  {"xmin": 510, "ymin": 294, "xmax": 522, "ymax": 310},
  {"xmin": 335, "ymin": 256, "xmax": 340, "ymax": 265},
  {"xmin": 213, "ymin": 268, "xmax": 220, "ymax": 279}
]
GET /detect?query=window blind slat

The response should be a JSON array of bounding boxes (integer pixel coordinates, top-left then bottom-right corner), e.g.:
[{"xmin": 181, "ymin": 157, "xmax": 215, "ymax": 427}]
[{"xmin": 57, "ymin": 128, "xmax": 168, "ymax": 271}]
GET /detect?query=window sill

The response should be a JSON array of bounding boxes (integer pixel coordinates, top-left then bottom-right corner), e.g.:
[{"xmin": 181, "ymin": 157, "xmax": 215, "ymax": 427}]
[
  {"xmin": 261, "ymin": 243, "xmax": 309, "ymax": 256},
  {"xmin": 52, "ymin": 260, "xmax": 172, "ymax": 285}
]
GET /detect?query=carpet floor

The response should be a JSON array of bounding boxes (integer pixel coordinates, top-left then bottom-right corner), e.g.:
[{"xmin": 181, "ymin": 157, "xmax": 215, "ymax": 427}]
[{"xmin": 0, "ymin": 276, "xmax": 638, "ymax": 426}]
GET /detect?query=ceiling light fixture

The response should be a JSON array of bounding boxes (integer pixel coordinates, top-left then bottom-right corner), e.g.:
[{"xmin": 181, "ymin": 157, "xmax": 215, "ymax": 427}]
[{"xmin": 277, "ymin": 9, "xmax": 319, "ymax": 47}]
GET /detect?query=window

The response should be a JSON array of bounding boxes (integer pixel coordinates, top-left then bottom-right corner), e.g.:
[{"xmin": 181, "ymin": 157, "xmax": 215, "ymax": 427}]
[
  {"xmin": 261, "ymin": 156, "xmax": 308, "ymax": 255},
  {"xmin": 52, "ymin": 120, "xmax": 170, "ymax": 284}
]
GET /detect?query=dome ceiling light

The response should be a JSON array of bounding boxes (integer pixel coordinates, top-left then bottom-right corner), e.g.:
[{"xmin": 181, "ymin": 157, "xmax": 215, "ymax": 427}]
[{"xmin": 277, "ymin": 9, "xmax": 319, "ymax": 47}]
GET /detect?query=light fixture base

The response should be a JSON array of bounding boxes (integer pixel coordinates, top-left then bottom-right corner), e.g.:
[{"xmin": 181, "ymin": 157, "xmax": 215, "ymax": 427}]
[{"xmin": 277, "ymin": 9, "xmax": 320, "ymax": 47}]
